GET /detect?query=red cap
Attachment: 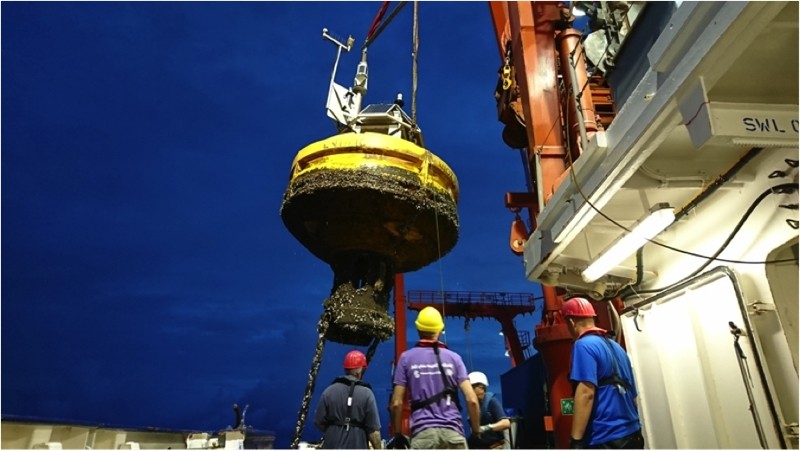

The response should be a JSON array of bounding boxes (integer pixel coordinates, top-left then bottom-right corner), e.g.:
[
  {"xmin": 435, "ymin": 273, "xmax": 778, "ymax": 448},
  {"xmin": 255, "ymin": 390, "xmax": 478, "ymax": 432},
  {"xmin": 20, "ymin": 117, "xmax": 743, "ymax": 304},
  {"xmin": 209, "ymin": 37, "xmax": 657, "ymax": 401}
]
[{"xmin": 343, "ymin": 350, "xmax": 367, "ymax": 369}]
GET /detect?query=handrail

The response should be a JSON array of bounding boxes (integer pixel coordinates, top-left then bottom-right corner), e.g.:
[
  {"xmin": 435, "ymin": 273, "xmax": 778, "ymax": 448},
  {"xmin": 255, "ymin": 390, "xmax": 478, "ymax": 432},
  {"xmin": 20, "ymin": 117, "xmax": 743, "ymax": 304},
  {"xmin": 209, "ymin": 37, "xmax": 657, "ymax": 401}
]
[{"xmin": 406, "ymin": 290, "xmax": 540, "ymax": 307}]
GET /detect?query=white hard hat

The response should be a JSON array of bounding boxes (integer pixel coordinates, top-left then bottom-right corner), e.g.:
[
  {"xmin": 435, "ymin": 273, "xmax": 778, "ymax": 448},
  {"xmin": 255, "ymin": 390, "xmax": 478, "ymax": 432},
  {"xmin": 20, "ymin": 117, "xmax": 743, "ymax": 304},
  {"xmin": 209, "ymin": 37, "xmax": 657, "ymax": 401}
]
[{"xmin": 468, "ymin": 371, "xmax": 489, "ymax": 388}]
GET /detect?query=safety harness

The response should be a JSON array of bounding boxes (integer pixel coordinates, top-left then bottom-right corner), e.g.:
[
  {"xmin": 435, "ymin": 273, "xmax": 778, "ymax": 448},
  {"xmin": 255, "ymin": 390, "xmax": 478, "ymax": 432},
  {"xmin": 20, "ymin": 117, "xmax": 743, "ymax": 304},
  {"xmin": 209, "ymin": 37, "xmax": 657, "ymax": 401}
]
[
  {"xmin": 597, "ymin": 337, "xmax": 633, "ymax": 393},
  {"xmin": 575, "ymin": 328, "xmax": 632, "ymax": 393},
  {"xmin": 409, "ymin": 340, "xmax": 462, "ymax": 412},
  {"xmin": 328, "ymin": 377, "xmax": 373, "ymax": 431}
]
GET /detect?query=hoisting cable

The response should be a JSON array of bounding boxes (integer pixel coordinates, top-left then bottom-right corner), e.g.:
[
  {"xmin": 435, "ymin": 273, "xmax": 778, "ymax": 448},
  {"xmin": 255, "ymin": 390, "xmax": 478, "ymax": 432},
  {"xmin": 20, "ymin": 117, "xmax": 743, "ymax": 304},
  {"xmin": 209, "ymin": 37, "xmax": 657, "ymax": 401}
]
[
  {"xmin": 409, "ymin": 3, "xmax": 447, "ymax": 340},
  {"xmin": 365, "ymin": 1, "xmax": 390, "ymax": 44},
  {"xmin": 410, "ymin": 4, "xmax": 447, "ymax": 345},
  {"xmin": 362, "ymin": 1, "xmax": 408, "ymax": 50},
  {"xmin": 433, "ymin": 194, "xmax": 447, "ymax": 347},
  {"xmin": 411, "ymin": 1, "xmax": 419, "ymax": 125}
]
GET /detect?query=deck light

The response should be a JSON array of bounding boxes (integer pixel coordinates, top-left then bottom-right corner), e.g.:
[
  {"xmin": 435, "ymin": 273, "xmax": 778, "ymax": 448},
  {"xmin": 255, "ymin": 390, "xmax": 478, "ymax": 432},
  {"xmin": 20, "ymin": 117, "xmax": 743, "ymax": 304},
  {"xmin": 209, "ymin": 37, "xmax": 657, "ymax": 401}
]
[
  {"xmin": 570, "ymin": 1, "xmax": 594, "ymax": 17},
  {"xmin": 582, "ymin": 204, "xmax": 675, "ymax": 283}
]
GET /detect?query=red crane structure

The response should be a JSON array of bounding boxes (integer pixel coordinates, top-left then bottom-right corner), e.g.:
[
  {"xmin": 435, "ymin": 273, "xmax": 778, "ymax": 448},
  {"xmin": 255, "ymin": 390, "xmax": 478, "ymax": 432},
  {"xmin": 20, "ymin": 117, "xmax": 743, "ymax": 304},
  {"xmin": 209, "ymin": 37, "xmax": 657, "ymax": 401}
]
[
  {"xmin": 390, "ymin": 273, "xmax": 539, "ymax": 436},
  {"xmin": 405, "ymin": 290, "xmax": 537, "ymax": 368}
]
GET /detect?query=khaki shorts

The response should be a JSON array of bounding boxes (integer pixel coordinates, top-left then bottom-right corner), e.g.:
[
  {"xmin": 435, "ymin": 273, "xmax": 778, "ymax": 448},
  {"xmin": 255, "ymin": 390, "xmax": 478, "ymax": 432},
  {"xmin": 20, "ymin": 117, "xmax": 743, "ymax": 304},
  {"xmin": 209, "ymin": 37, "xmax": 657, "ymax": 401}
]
[{"xmin": 410, "ymin": 427, "xmax": 468, "ymax": 449}]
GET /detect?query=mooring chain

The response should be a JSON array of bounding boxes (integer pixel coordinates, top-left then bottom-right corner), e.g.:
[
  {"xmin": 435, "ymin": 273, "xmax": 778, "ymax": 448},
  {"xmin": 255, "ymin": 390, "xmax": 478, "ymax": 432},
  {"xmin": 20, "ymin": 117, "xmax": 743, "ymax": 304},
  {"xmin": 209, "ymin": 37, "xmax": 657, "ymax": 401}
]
[{"xmin": 290, "ymin": 308, "xmax": 338, "ymax": 449}]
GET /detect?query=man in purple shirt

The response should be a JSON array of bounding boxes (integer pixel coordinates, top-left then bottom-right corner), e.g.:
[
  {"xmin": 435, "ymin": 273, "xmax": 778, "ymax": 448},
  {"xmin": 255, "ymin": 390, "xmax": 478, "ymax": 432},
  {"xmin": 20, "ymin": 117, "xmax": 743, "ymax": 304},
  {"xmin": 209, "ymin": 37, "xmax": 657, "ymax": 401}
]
[{"xmin": 389, "ymin": 307, "xmax": 480, "ymax": 449}]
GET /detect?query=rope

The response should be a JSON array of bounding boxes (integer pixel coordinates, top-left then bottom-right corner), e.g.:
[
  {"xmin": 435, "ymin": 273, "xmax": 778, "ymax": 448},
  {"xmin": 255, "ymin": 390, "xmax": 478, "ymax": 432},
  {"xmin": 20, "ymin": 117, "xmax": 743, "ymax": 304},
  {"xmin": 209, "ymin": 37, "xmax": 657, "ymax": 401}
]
[
  {"xmin": 411, "ymin": 1, "xmax": 419, "ymax": 124},
  {"xmin": 407, "ymin": 4, "xmax": 450, "ymax": 343},
  {"xmin": 432, "ymin": 191, "xmax": 448, "ymax": 346},
  {"xmin": 464, "ymin": 318, "xmax": 473, "ymax": 370}
]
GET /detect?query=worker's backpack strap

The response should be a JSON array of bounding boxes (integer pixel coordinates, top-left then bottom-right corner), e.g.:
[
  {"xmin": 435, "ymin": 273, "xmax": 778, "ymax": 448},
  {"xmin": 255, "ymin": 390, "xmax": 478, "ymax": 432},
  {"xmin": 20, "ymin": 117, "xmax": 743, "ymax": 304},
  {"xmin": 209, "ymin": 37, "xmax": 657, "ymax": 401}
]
[
  {"xmin": 596, "ymin": 337, "xmax": 632, "ymax": 393},
  {"xmin": 409, "ymin": 341, "xmax": 462, "ymax": 412},
  {"xmin": 329, "ymin": 377, "xmax": 372, "ymax": 431}
]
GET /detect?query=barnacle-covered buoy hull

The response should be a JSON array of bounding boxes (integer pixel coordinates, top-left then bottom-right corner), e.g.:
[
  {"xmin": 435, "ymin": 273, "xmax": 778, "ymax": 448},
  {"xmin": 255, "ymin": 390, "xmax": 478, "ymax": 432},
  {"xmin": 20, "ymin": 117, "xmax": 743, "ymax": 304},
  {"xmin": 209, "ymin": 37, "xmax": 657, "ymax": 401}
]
[{"xmin": 280, "ymin": 132, "xmax": 459, "ymax": 346}]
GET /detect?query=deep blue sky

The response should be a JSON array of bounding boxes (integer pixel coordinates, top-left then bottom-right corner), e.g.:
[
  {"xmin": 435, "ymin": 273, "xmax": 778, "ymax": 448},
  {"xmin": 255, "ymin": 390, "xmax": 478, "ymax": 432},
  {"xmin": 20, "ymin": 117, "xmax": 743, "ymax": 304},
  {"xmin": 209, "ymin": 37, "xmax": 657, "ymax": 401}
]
[{"xmin": 2, "ymin": 2, "xmax": 543, "ymax": 447}]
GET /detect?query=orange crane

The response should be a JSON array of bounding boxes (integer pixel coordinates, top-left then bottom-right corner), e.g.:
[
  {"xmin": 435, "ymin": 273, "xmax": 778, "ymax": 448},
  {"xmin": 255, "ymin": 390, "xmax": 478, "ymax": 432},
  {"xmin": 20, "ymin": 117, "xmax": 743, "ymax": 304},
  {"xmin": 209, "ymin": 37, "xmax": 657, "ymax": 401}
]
[
  {"xmin": 386, "ymin": 5, "xmax": 622, "ymax": 445},
  {"xmin": 488, "ymin": 3, "xmax": 620, "ymax": 449}
]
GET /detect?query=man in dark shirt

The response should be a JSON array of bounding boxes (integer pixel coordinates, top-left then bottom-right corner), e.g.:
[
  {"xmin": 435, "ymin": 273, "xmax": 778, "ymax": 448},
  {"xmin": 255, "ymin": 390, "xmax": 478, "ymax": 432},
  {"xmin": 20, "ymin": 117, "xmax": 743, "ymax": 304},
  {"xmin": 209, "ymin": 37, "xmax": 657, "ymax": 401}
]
[
  {"xmin": 315, "ymin": 350, "xmax": 382, "ymax": 449},
  {"xmin": 467, "ymin": 371, "xmax": 511, "ymax": 449}
]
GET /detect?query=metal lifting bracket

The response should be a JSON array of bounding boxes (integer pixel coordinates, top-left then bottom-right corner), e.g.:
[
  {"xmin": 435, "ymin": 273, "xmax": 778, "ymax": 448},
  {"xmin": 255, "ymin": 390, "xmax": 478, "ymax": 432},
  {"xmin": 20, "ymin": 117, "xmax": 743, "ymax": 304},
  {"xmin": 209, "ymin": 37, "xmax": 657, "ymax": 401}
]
[{"xmin": 747, "ymin": 300, "xmax": 776, "ymax": 316}]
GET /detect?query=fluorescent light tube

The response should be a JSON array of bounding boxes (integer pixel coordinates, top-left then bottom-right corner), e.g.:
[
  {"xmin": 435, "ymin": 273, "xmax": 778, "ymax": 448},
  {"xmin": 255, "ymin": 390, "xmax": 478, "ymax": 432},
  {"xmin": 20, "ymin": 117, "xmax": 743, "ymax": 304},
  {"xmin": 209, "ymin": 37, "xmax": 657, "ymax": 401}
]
[{"xmin": 582, "ymin": 204, "xmax": 675, "ymax": 282}]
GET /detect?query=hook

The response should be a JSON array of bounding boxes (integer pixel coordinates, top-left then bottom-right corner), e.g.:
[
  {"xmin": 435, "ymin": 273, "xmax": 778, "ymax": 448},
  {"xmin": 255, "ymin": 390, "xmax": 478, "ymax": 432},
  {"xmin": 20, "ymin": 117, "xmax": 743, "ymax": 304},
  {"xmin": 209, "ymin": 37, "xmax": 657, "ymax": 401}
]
[{"xmin": 633, "ymin": 308, "xmax": 642, "ymax": 332}]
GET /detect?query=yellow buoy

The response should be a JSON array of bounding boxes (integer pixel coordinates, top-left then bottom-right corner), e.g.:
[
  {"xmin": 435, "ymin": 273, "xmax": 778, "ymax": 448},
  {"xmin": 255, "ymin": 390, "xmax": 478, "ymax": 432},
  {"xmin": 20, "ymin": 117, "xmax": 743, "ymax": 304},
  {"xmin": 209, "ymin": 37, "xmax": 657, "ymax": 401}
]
[{"xmin": 280, "ymin": 131, "xmax": 459, "ymax": 345}]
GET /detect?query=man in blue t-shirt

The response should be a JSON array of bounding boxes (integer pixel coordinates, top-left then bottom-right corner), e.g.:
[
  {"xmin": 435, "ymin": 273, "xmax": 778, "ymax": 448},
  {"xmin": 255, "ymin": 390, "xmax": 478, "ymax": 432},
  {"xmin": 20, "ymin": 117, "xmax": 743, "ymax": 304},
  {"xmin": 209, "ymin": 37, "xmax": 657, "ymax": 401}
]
[
  {"xmin": 563, "ymin": 297, "xmax": 645, "ymax": 449},
  {"xmin": 389, "ymin": 307, "xmax": 480, "ymax": 449}
]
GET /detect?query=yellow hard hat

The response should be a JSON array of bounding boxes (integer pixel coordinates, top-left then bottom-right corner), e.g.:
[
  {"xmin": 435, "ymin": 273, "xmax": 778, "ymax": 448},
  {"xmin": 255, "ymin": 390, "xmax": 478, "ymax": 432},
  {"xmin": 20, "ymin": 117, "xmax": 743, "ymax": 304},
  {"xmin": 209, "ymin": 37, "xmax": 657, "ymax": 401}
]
[{"xmin": 415, "ymin": 306, "xmax": 444, "ymax": 333}]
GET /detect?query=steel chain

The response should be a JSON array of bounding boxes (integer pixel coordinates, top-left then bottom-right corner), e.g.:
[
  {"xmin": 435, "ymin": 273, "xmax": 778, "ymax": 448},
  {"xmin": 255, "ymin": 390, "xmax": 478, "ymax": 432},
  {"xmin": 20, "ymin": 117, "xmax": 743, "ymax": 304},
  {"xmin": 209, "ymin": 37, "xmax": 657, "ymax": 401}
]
[{"xmin": 290, "ymin": 308, "xmax": 335, "ymax": 449}]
